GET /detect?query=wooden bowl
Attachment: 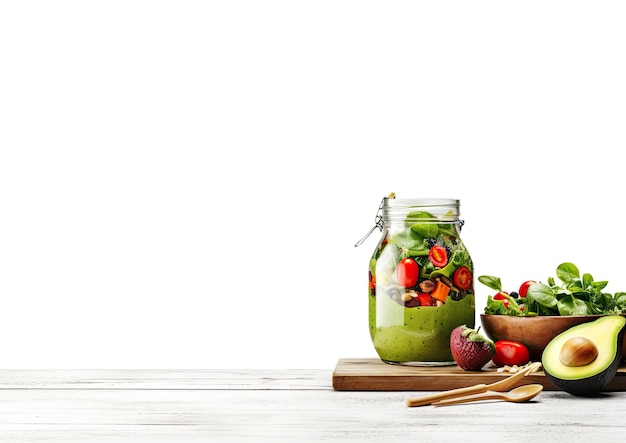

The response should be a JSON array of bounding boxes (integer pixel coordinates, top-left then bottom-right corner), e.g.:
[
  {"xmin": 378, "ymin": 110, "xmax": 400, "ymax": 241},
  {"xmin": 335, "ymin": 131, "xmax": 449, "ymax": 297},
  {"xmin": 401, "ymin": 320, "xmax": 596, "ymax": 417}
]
[{"xmin": 480, "ymin": 313, "xmax": 626, "ymax": 361}]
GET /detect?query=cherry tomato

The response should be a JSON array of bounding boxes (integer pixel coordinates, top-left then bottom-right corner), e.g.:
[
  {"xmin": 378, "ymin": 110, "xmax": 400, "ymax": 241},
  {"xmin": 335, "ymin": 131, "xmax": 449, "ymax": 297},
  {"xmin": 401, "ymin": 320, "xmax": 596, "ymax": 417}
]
[
  {"xmin": 395, "ymin": 258, "xmax": 419, "ymax": 287},
  {"xmin": 492, "ymin": 340, "xmax": 530, "ymax": 366},
  {"xmin": 518, "ymin": 280, "xmax": 536, "ymax": 298},
  {"xmin": 493, "ymin": 292, "xmax": 510, "ymax": 308},
  {"xmin": 452, "ymin": 266, "xmax": 472, "ymax": 290},
  {"xmin": 428, "ymin": 246, "xmax": 448, "ymax": 268}
]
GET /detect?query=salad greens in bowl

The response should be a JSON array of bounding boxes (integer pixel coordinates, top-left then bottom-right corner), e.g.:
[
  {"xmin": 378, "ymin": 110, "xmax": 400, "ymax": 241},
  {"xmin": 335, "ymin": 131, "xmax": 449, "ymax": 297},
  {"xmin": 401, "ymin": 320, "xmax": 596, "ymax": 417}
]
[
  {"xmin": 479, "ymin": 262, "xmax": 626, "ymax": 360},
  {"xmin": 481, "ymin": 262, "xmax": 626, "ymax": 317}
]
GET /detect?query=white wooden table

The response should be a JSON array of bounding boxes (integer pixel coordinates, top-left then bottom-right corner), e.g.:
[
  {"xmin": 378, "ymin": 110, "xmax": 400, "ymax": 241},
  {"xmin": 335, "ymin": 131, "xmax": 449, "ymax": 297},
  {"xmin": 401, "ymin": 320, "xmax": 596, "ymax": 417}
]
[{"xmin": 1, "ymin": 368, "xmax": 625, "ymax": 442}]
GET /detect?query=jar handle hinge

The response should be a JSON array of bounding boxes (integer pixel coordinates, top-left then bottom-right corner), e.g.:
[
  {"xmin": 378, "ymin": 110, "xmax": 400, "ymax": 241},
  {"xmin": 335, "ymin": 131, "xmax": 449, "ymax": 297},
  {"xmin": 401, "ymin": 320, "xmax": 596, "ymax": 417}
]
[{"xmin": 355, "ymin": 193, "xmax": 393, "ymax": 247}]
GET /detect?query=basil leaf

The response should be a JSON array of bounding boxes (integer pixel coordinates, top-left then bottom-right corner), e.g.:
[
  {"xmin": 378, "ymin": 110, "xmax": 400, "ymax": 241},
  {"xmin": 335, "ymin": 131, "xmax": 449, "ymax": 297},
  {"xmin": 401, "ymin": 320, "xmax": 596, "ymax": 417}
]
[{"xmin": 478, "ymin": 275, "xmax": 502, "ymax": 292}]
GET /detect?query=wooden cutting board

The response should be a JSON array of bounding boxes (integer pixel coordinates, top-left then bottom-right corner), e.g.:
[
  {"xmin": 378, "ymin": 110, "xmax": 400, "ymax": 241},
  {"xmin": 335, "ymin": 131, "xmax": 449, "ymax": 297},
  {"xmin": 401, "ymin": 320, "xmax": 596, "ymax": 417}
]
[{"xmin": 332, "ymin": 358, "xmax": 626, "ymax": 391}]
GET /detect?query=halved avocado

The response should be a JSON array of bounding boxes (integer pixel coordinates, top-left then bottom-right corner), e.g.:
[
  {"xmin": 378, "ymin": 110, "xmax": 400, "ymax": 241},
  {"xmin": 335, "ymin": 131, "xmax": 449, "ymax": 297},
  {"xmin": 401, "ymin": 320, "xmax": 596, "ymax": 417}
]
[{"xmin": 542, "ymin": 315, "xmax": 626, "ymax": 396}]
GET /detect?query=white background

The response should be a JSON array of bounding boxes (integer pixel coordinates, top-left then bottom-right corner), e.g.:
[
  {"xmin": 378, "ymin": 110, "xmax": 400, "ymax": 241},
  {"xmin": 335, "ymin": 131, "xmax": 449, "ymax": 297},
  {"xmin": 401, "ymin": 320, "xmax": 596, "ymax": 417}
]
[{"xmin": 1, "ymin": 1, "xmax": 625, "ymax": 369}]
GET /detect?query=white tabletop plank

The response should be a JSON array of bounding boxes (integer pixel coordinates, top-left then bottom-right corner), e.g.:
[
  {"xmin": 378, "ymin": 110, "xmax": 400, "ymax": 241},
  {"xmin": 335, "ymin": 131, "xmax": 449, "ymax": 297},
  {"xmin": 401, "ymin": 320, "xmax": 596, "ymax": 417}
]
[
  {"xmin": 1, "ymin": 368, "xmax": 625, "ymax": 442},
  {"xmin": 0, "ymin": 369, "xmax": 329, "ymax": 390}
]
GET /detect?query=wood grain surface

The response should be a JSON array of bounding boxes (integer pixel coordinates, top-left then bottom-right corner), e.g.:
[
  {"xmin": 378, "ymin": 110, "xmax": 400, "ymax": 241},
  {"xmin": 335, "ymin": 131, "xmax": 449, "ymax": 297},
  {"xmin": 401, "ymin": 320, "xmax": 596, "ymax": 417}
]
[{"xmin": 332, "ymin": 358, "xmax": 626, "ymax": 391}]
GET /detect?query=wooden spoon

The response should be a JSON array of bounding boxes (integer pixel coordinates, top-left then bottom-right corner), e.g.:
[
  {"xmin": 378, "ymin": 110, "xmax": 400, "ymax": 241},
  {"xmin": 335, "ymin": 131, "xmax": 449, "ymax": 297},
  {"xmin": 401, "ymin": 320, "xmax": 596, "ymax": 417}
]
[
  {"xmin": 432, "ymin": 384, "xmax": 544, "ymax": 406},
  {"xmin": 405, "ymin": 362, "xmax": 541, "ymax": 407}
]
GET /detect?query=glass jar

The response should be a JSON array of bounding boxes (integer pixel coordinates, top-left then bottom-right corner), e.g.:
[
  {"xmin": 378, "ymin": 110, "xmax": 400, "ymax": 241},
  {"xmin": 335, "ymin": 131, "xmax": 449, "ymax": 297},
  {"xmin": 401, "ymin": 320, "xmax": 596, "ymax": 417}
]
[{"xmin": 360, "ymin": 196, "xmax": 475, "ymax": 366}]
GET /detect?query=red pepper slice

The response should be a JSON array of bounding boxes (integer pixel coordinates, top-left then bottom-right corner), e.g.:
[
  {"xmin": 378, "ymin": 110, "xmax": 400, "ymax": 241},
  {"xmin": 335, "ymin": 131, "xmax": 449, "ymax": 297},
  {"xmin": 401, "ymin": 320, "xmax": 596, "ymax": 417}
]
[{"xmin": 417, "ymin": 292, "xmax": 434, "ymax": 306}]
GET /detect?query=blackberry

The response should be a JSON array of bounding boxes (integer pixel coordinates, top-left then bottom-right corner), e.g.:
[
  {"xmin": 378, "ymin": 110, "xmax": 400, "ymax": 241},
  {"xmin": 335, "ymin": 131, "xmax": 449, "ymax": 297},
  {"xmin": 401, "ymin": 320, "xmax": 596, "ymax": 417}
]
[
  {"xmin": 426, "ymin": 238, "xmax": 437, "ymax": 247},
  {"xmin": 450, "ymin": 292, "xmax": 463, "ymax": 301}
]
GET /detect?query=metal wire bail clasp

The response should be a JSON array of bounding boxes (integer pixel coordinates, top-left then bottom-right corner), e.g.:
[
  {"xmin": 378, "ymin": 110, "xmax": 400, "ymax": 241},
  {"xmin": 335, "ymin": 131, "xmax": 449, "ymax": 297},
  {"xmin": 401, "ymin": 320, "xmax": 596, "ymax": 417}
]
[{"xmin": 354, "ymin": 192, "xmax": 395, "ymax": 247}]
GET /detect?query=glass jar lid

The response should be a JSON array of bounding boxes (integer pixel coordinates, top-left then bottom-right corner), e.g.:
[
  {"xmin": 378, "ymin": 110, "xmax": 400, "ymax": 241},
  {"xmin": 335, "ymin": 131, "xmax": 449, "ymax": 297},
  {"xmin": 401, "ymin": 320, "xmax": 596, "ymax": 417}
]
[{"xmin": 382, "ymin": 198, "xmax": 460, "ymax": 223}]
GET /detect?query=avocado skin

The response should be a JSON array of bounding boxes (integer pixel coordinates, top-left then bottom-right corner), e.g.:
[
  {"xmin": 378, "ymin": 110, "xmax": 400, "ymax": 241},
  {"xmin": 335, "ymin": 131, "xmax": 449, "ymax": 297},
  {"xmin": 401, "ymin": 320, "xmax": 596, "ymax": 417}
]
[{"xmin": 543, "ymin": 318, "xmax": 626, "ymax": 396}]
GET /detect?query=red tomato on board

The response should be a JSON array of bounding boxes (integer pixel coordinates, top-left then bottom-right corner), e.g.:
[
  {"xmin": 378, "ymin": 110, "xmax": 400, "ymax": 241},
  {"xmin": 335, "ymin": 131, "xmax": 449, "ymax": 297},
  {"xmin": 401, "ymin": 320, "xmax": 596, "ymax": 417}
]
[
  {"xmin": 395, "ymin": 258, "xmax": 419, "ymax": 287},
  {"xmin": 518, "ymin": 280, "xmax": 536, "ymax": 298},
  {"xmin": 428, "ymin": 246, "xmax": 448, "ymax": 268},
  {"xmin": 453, "ymin": 266, "xmax": 472, "ymax": 290},
  {"xmin": 492, "ymin": 340, "xmax": 530, "ymax": 366}
]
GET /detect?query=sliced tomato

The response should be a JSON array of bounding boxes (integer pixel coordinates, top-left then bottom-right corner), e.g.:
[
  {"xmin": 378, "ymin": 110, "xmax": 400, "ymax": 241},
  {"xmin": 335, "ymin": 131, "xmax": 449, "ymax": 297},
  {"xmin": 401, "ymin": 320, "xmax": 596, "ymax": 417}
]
[
  {"xmin": 395, "ymin": 258, "xmax": 419, "ymax": 287},
  {"xmin": 492, "ymin": 340, "xmax": 530, "ymax": 366},
  {"xmin": 428, "ymin": 246, "xmax": 448, "ymax": 268},
  {"xmin": 452, "ymin": 266, "xmax": 472, "ymax": 290}
]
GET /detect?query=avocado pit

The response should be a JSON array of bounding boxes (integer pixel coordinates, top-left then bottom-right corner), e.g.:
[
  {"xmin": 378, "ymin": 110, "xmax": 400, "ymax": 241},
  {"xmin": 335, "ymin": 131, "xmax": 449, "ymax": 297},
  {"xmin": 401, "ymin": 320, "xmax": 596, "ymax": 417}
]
[{"xmin": 559, "ymin": 336, "xmax": 598, "ymax": 367}]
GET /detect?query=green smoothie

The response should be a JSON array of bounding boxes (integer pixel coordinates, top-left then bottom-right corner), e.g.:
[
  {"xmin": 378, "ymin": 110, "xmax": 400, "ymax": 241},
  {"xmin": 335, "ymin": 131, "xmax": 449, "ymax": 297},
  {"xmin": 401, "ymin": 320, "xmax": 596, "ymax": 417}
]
[
  {"xmin": 367, "ymin": 209, "xmax": 476, "ymax": 365},
  {"xmin": 369, "ymin": 291, "xmax": 475, "ymax": 363}
]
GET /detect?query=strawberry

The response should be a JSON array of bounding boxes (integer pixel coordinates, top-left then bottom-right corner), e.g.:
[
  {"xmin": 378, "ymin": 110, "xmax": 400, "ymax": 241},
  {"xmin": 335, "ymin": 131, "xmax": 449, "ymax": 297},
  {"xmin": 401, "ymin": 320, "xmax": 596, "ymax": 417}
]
[{"xmin": 450, "ymin": 325, "xmax": 495, "ymax": 371}]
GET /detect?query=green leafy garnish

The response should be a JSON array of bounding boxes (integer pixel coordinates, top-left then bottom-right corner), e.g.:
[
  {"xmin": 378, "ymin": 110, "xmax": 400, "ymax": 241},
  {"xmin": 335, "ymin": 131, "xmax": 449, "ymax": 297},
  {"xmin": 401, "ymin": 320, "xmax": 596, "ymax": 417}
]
[{"xmin": 482, "ymin": 262, "xmax": 626, "ymax": 316}]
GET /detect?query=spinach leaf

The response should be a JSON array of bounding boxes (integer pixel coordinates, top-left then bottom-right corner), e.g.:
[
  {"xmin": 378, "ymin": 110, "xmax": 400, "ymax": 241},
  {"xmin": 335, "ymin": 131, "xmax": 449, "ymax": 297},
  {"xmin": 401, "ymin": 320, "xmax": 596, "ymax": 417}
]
[
  {"xmin": 410, "ymin": 223, "xmax": 438, "ymax": 239},
  {"xmin": 582, "ymin": 273, "xmax": 593, "ymax": 289},
  {"xmin": 392, "ymin": 229, "xmax": 429, "ymax": 255},
  {"xmin": 527, "ymin": 282, "xmax": 558, "ymax": 309},
  {"xmin": 615, "ymin": 292, "xmax": 626, "ymax": 309},
  {"xmin": 558, "ymin": 295, "xmax": 591, "ymax": 315},
  {"xmin": 437, "ymin": 223, "xmax": 457, "ymax": 237},
  {"xmin": 556, "ymin": 262, "xmax": 580, "ymax": 284},
  {"xmin": 481, "ymin": 262, "xmax": 626, "ymax": 316},
  {"xmin": 591, "ymin": 280, "xmax": 609, "ymax": 291},
  {"xmin": 590, "ymin": 292, "xmax": 616, "ymax": 313},
  {"xmin": 407, "ymin": 211, "xmax": 439, "ymax": 238}
]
